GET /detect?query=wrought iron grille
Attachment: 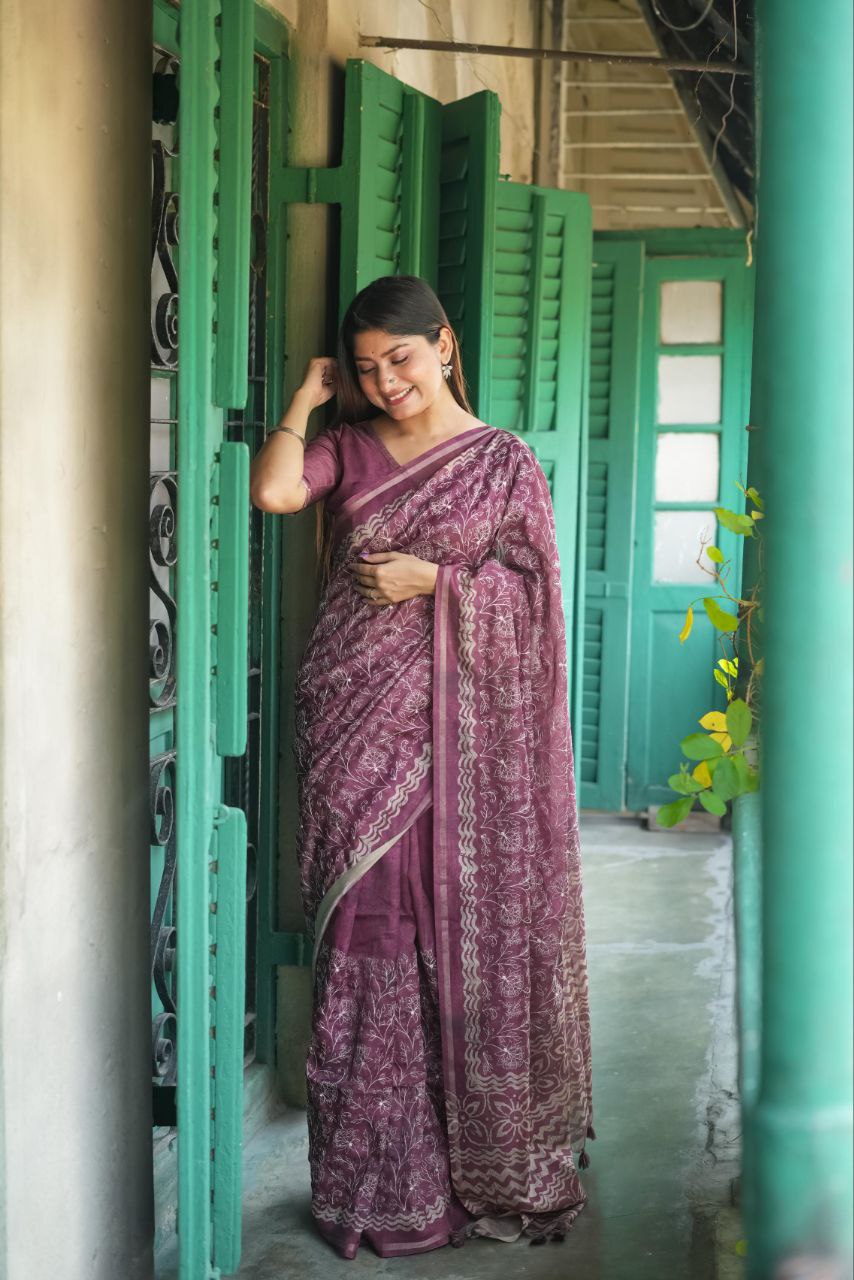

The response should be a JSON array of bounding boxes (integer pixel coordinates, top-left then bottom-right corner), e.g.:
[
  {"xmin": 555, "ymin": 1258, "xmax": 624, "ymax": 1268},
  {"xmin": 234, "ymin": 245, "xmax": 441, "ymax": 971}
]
[
  {"xmin": 150, "ymin": 45, "xmax": 180, "ymax": 1112},
  {"xmin": 222, "ymin": 54, "xmax": 272, "ymax": 1069},
  {"xmin": 149, "ymin": 45, "xmax": 272, "ymax": 1118}
]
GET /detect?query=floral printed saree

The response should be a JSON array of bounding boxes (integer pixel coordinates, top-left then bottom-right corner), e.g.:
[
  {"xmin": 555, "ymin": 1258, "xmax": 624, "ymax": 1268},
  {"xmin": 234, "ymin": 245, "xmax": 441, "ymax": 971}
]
[{"xmin": 292, "ymin": 420, "xmax": 595, "ymax": 1258}]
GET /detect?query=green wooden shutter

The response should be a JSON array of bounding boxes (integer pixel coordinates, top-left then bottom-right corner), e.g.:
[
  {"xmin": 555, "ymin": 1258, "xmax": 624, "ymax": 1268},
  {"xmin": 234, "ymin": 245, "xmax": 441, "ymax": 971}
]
[
  {"xmin": 580, "ymin": 241, "xmax": 643, "ymax": 811},
  {"xmin": 339, "ymin": 60, "xmax": 441, "ymax": 307},
  {"xmin": 169, "ymin": 1, "xmax": 254, "ymax": 1274},
  {"xmin": 437, "ymin": 92, "xmax": 501, "ymax": 415},
  {"xmin": 280, "ymin": 60, "xmax": 442, "ymax": 320},
  {"xmin": 484, "ymin": 181, "xmax": 592, "ymax": 750}
]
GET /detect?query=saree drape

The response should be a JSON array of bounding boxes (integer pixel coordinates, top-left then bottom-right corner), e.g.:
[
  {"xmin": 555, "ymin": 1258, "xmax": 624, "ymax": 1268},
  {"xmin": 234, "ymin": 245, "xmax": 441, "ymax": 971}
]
[{"xmin": 293, "ymin": 423, "xmax": 595, "ymax": 1256}]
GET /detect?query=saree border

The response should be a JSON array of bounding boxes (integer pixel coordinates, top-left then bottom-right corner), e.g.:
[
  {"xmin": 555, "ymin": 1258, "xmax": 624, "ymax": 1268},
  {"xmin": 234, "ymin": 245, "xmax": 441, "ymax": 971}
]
[{"xmin": 311, "ymin": 781, "xmax": 433, "ymax": 971}]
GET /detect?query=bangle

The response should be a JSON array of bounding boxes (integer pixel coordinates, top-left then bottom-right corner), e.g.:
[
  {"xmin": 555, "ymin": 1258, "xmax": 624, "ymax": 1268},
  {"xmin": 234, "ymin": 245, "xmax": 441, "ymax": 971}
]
[{"xmin": 268, "ymin": 425, "xmax": 306, "ymax": 446}]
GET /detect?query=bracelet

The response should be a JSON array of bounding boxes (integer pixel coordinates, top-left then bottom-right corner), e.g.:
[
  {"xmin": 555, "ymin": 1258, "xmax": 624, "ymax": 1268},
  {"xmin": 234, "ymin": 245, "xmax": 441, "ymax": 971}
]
[{"xmin": 268, "ymin": 425, "xmax": 306, "ymax": 446}]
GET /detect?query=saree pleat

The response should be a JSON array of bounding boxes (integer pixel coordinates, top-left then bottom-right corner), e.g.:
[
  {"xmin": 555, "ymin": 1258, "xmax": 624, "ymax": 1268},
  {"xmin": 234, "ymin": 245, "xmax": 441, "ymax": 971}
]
[
  {"xmin": 307, "ymin": 805, "xmax": 472, "ymax": 1258},
  {"xmin": 294, "ymin": 425, "xmax": 595, "ymax": 1258}
]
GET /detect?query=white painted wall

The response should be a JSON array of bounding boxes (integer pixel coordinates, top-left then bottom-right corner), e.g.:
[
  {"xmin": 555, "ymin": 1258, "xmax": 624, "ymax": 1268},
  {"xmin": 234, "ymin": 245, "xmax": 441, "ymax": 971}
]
[{"xmin": 0, "ymin": 4, "xmax": 154, "ymax": 1276}]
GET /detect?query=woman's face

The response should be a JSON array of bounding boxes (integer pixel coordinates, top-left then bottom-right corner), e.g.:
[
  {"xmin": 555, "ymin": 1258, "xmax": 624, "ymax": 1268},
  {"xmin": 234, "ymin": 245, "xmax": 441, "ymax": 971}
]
[{"xmin": 351, "ymin": 327, "xmax": 453, "ymax": 419}]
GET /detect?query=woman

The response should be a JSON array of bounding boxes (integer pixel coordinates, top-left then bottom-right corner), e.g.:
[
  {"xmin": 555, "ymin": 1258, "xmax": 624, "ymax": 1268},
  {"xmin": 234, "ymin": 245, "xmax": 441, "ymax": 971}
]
[{"xmin": 250, "ymin": 275, "xmax": 595, "ymax": 1259}]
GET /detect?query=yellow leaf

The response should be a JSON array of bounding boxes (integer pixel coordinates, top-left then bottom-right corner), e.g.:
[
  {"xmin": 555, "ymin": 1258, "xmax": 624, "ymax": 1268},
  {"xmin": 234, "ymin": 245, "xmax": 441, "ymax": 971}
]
[
  {"xmin": 750, "ymin": 510, "xmax": 765, "ymax": 520},
  {"xmin": 693, "ymin": 761, "xmax": 713, "ymax": 788},
  {"xmin": 678, "ymin": 606, "xmax": 694, "ymax": 644},
  {"xmin": 699, "ymin": 711, "xmax": 727, "ymax": 731},
  {"xmin": 710, "ymin": 731, "xmax": 733, "ymax": 752}
]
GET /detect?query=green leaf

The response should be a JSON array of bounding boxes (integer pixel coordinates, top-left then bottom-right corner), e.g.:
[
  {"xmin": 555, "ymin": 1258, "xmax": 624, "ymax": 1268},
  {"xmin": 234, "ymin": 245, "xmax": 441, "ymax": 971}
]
[
  {"xmin": 703, "ymin": 598, "xmax": 740, "ymax": 632},
  {"xmin": 678, "ymin": 606, "xmax": 694, "ymax": 644},
  {"xmin": 706, "ymin": 545, "xmax": 724, "ymax": 564},
  {"xmin": 713, "ymin": 669, "xmax": 730, "ymax": 690},
  {"xmin": 727, "ymin": 752, "xmax": 761, "ymax": 793},
  {"xmin": 726, "ymin": 698, "xmax": 752, "ymax": 748},
  {"xmin": 712, "ymin": 756, "xmax": 741, "ymax": 802},
  {"xmin": 681, "ymin": 732, "xmax": 725, "ymax": 761},
  {"xmin": 668, "ymin": 772, "xmax": 704, "ymax": 795},
  {"xmin": 718, "ymin": 657, "xmax": 738, "ymax": 676},
  {"xmin": 715, "ymin": 507, "xmax": 755, "ymax": 537},
  {"xmin": 657, "ymin": 796, "xmax": 695, "ymax": 828},
  {"xmin": 698, "ymin": 790, "xmax": 727, "ymax": 816},
  {"xmin": 746, "ymin": 487, "xmax": 764, "ymax": 511}
]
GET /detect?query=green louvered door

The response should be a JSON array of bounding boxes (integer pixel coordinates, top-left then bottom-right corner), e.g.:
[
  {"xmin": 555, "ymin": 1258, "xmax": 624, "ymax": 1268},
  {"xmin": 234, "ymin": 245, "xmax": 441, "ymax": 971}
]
[
  {"xmin": 486, "ymin": 182, "xmax": 593, "ymax": 744},
  {"xmin": 579, "ymin": 241, "xmax": 643, "ymax": 810},
  {"xmin": 153, "ymin": 2, "xmax": 255, "ymax": 1275}
]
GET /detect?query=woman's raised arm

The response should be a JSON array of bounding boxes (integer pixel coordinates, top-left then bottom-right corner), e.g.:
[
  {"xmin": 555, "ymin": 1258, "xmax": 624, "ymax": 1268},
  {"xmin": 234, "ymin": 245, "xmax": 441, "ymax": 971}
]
[{"xmin": 250, "ymin": 357, "xmax": 337, "ymax": 513}]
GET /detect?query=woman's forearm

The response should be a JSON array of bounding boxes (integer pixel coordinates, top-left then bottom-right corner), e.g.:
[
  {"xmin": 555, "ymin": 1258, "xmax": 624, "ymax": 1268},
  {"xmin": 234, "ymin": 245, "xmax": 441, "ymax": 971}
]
[{"xmin": 249, "ymin": 387, "xmax": 315, "ymax": 511}]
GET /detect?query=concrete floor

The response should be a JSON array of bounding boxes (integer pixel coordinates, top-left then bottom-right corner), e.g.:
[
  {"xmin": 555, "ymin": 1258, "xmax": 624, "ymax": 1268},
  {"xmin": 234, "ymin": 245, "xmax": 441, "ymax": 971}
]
[{"xmin": 157, "ymin": 813, "xmax": 742, "ymax": 1280}]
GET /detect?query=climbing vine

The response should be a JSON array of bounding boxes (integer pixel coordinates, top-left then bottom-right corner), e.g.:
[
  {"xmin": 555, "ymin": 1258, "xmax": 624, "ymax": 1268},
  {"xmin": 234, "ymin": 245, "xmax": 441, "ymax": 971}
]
[{"xmin": 657, "ymin": 482, "xmax": 764, "ymax": 828}]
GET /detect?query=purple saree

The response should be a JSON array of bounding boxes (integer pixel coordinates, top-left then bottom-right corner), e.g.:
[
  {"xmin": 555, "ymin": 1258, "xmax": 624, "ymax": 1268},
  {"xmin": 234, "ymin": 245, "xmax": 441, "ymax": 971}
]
[{"xmin": 292, "ymin": 420, "xmax": 595, "ymax": 1258}]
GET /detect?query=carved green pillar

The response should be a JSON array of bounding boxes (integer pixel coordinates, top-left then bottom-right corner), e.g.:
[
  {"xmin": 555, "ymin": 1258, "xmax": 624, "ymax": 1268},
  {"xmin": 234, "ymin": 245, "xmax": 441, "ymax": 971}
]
[{"xmin": 748, "ymin": 1, "xmax": 853, "ymax": 1275}]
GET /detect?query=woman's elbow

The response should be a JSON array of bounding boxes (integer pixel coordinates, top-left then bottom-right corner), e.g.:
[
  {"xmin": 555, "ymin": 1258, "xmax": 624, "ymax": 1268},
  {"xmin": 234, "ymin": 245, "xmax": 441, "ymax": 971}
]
[{"xmin": 250, "ymin": 479, "xmax": 305, "ymax": 514}]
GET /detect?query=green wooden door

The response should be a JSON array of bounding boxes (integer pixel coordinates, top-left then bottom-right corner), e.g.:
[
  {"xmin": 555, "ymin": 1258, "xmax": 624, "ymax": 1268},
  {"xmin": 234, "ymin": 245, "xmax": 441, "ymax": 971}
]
[
  {"xmin": 485, "ymin": 181, "xmax": 592, "ymax": 745},
  {"xmin": 150, "ymin": 2, "xmax": 261, "ymax": 1275},
  {"xmin": 579, "ymin": 241, "xmax": 643, "ymax": 810},
  {"xmin": 625, "ymin": 256, "xmax": 753, "ymax": 811}
]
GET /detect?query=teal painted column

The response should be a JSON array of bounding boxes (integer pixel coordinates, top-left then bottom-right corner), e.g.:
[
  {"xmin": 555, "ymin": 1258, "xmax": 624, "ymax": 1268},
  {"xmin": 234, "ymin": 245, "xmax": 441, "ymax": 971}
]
[{"xmin": 749, "ymin": 2, "xmax": 854, "ymax": 1276}]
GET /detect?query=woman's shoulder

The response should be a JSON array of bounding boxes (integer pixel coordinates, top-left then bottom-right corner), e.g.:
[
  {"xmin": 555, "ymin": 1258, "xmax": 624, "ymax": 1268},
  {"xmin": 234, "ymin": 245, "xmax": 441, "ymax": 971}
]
[{"xmin": 482, "ymin": 425, "xmax": 538, "ymax": 461}]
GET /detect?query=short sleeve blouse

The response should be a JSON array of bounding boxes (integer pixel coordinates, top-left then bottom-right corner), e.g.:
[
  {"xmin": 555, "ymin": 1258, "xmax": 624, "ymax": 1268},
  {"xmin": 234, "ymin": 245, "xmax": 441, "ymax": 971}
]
[{"xmin": 290, "ymin": 420, "xmax": 397, "ymax": 517}]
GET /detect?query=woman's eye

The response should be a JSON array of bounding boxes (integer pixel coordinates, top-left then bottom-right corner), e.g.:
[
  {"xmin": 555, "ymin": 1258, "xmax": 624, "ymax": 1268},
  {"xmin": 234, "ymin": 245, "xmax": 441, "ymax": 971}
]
[{"xmin": 391, "ymin": 357, "xmax": 408, "ymax": 366}]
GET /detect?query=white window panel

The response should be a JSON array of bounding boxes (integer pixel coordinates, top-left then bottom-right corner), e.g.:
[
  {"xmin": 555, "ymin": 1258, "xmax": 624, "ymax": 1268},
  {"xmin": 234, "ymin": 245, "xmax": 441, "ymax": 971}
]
[
  {"xmin": 653, "ymin": 510, "xmax": 718, "ymax": 583},
  {"xmin": 655, "ymin": 432, "xmax": 720, "ymax": 502},
  {"xmin": 657, "ymin": 355, "xmax": 722, "ymax": 424},
  {"xmin": 660, "ymin": 279, "xmax": 723, "ymax": 344}
]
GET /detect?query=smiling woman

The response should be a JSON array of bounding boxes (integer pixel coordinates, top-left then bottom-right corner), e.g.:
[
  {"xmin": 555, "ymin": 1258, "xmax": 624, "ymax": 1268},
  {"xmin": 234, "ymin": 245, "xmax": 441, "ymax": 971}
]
[
  {"xmin": 250, "ymin": 275, "xmax": 595, "ymax": 1260},
  {"xmin": 337, "ymin": 274, "xmax": 473, "ymax": 433}
]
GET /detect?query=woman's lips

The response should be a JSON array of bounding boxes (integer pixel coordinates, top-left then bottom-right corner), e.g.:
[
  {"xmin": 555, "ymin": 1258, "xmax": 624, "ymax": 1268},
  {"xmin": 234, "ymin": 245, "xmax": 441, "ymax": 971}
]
[{"xmin": 385, "ymin": 386, "xmax": 413, "ymax": 407}]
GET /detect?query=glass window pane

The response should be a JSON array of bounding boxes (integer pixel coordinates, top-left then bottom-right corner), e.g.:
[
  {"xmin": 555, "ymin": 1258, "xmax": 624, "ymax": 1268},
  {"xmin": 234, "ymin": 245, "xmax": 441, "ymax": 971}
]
[
  {"xmin": 653, "ymin": 510, "xmax": 717, "ymax": 583},
  {"xmin": 660, "ymin": 279, "xmax": 723, "ymax": 344},
  {"xmin": 655, "ymin": 432, "xmax": 720, "ymax": 502},
  {"xmin": 657, "ymin": 355, "xmax": 721, "ymax": 424}
]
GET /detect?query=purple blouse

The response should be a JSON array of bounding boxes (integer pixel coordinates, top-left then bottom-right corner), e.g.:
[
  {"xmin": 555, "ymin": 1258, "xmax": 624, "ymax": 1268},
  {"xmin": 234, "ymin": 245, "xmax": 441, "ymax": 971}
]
[{"xmin": 293, "ymin": 419, "xmax": 401, "ymax": 516}]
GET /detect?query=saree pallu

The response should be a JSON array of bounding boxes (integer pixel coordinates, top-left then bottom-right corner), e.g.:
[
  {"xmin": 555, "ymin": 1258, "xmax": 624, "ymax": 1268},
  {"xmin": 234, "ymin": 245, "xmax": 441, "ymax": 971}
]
[{"xmin": 293, "ymin": 425, "xmax": 595, "ymax": 1258}]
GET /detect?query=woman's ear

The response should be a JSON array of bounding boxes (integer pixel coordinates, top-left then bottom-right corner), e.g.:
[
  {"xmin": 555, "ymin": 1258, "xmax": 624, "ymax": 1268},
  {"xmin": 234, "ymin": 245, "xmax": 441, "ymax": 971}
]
[{"xmin": 438, "ymin": 325, "xmax": 454, "ymax": 363}]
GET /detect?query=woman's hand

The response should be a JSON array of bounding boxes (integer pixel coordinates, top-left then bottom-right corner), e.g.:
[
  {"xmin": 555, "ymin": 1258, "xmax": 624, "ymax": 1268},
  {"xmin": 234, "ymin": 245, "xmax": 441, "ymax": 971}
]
[
  {"xmin": 298, "ymin": 356, "xmax": 338, "ymax": 410},
  {"xmin": 351, "ymin": 551, "xmax": 439, "ymax": 605}
]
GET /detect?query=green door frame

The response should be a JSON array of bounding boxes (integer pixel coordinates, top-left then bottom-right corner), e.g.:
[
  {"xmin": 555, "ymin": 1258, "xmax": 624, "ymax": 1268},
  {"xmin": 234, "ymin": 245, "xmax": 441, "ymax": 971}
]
[{"xmin": 151, "ymin": 2, "xmax": 285, "ymax": 1274}]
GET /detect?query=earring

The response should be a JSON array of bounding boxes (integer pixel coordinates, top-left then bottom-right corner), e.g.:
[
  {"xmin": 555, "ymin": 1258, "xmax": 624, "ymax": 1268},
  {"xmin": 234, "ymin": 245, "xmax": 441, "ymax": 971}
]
[{"xmin": 441, "ymin": 360, "xmax": 453, "ymax": 380}]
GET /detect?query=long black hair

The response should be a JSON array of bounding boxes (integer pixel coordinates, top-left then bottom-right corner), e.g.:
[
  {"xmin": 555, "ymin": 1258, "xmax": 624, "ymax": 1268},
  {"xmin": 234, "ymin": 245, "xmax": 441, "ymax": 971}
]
[{"xmin": 313, "ymin": 275, "xmax": 473, "ymax": 585}]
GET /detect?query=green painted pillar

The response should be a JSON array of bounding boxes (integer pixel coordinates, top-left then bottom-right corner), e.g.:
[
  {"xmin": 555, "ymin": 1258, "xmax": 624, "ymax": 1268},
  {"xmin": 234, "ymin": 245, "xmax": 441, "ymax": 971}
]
[{"xmin": 749, "ymin": 2, "xmax": 854, "ymax": 1275}]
